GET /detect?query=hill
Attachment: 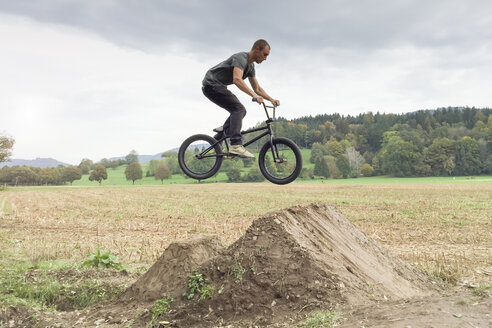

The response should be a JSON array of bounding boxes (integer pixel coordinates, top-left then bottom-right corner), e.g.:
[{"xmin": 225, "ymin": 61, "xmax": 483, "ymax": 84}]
[
  {"xmin": 108, "ymin": 152, "xmax": 166, "ymax": 163},
  {"xmin": 0, "ymin": 157, "xmax": 70, "ymax": 168}
]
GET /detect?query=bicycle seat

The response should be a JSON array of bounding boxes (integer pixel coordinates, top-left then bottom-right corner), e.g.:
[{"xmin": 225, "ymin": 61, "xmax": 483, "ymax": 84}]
[{"xmin": 213, "ymin": 126, "xmax": 224, "ymax": 133}]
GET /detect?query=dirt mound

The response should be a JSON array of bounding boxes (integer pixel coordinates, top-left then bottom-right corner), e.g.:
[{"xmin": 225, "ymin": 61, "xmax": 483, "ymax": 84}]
[
  {"xmin": 122, "ymin": 234, "xmax": 224, "ymax": 301},
  {"xmin": 126, "ymin": 203, "xmax": 439, "ymax": 327}
]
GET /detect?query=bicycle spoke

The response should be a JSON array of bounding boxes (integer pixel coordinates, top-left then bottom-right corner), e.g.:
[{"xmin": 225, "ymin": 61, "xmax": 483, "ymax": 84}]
[
  {"xmin": 259, "ymin": 138, "xmax": 302, "ymax": 184},
  {"xmin": 178, "ymin": 134, "xmax": 223, "ymax": 180}
]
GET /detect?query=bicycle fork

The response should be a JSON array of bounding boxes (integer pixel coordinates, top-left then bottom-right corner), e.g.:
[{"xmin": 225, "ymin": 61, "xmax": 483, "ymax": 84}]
[{"xmin": 268, "ymin": 126, "xmax": 285, "ymax": 163}]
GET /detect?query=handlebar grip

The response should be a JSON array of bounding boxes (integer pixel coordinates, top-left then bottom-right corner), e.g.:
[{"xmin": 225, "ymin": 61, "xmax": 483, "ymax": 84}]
[{"xmin": 252, "ymin": 98, "xmax": 257, "ymax": 102}]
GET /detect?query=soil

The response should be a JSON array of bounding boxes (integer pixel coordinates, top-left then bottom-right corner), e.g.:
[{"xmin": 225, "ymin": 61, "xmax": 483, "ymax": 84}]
[{"xmin": 1, "ymin": 203, "xmax": 490, "ymax": 328}]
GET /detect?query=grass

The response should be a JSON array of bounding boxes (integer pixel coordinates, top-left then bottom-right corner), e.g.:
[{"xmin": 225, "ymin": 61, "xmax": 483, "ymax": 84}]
[
  {"xmin": 297, "ymin": 175, "xmax": 492, "ymax": 184},
  {"xmin": 148, "ymin": 295, "xmax": 174, "ymax": 327},
  {"xmin": 298, "ymin": 310, "xmax": 339, "ymax": 328},
  {"xmin": 72, "ymin": 164, "xmax": 198, "ymax": 186},
  {"xmin": 185, "ymin": 271, "xmax": 214, "ymax": 301},
  {"xmin": 472, "ymin": 284, "xmax": 492, "ymax": 298},
  {"xmin": 0, "ymin": 197, "xmax": 12, "ymax": 215},
  {"xmin": 0, "ymin": 250, "xmax": 126, "ymax": 310}
]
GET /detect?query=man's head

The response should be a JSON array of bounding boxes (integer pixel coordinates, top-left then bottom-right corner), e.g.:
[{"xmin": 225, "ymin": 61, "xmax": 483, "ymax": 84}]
[{"xmin": 250, "ymin": 39, "xmax": 270, "ymax": 64}]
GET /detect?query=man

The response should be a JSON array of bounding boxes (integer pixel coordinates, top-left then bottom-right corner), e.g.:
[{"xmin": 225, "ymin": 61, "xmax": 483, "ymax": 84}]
[{"xmin": 202, "ymin": 39, "xmax": 280, "ymax": 158}]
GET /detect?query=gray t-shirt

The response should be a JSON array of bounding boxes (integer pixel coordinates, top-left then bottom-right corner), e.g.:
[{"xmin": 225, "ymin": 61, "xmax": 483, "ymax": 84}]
[{"xmin": 202, "ymin": 52, "xmax": 255, "ymax": 87}]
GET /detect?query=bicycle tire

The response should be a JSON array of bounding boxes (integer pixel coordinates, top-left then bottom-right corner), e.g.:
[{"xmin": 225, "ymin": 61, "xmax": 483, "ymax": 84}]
[
  {"xmin": 258, "ymin": 137, "xmax": 302, "ymax": 185},
  {"xmin": 178, "ymin": 134, "xmax": 223, "ymax": 180}
]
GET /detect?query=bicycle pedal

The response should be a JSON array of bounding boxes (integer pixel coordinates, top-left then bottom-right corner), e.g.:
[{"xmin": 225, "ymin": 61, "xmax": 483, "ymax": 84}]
[{"xmin": 224, "ymin": 154, "xmax": 236, "ymax": 159}]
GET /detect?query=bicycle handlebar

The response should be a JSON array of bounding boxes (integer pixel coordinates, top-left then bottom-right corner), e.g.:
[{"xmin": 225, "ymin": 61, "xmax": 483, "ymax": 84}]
[
  {"xmin": 252, "ymin": 98, "xmax": 276, "ymax": 108},
  {"xmin": 252, "ymin": 98, "xmax": 276, "ymax": 121}
]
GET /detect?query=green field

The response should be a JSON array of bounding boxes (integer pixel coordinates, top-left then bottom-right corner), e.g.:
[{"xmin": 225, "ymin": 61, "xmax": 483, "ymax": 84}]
[
  {"xmin": 73, "ymin": 164, "xmax": 199, "ymax": 186},
  {"xmin": 70, "ymin": 149, "xmax": 492, "ymax": 186},
  {"xmin": 72, "ymin": 170, "xmax": 492, "ymax": 186}
]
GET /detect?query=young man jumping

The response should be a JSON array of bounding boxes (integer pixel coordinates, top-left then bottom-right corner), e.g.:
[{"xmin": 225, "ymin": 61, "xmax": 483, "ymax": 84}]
[{"xmin": 202, "ymin": 39, "xmax": 280, "ymax": 158}]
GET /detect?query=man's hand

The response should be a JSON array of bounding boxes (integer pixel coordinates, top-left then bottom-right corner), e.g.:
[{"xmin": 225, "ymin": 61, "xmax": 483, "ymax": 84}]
[
  {"xmin": 254, "ymin": 96, "xmax": 264, "ymax": 104},
  {"xmin": 272, "ymin": 99, "xmax": 280, "ymax": 106}
]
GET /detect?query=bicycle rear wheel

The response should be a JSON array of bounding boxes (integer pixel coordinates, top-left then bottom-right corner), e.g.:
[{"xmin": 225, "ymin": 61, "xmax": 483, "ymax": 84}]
[
  {"xmin": 178, "ymin": 134, "xmax": 223, "ymax": 180},
  {"xmin": 258, "ymin": 137, "xmax": 302, "ymax": 185}
]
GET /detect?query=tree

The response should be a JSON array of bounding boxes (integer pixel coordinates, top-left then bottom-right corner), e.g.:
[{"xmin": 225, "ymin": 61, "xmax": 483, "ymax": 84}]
[
  {"xmin": 241, "ymin": 157, "xmax": 255, "ymax": 168},
  {"xmin": 220, "ymin": 157, "xmax": 244, "ymax": 172},
  {"xmin": 304, "ymin": 129, "xmax": 322, "ymax": 147},
  {"xmin": 110, "ymin": 160, "xmax": 119, "ymax": 169},
  {"xmin": 226, "ymin": 167, "xmax": 241, "ymax": 182},
  {"xmin": 162, "ymin": 151, "xmax": 181, "ymax": 174},
  {"xmin": 187, "ymin": 147, "xmax": 219, "ymax": 176},
  {"xmin": 1, "ymin": 135, "xmax": 15, "ymax": 163},
  {"xmin": 326, "ymin": 137, "xmax": 344, "ymax": 158},
  {"xmin": 454, "ymin": 136, "xmax": 481, "ymax": 175},
  {"xmin": 300, "ymin": 167, "xmax": 314, "ymax": 179},
  {"xmin": 346, "ymin": 147, "xmax": 365, "ymax": 175},
  {"xmin": 38, "ymin": 167, "xmax": 59, "ymax": 185},
  {"xmin": 99, "ymin": 158, "xmax": 112, "ymax": 168},
  {"xmin": 147, "ymin": 159, "xmax": 166, "ymax": 177},
  {"xmin": 89, "ymin": 164, "xmax": 108, "ymax": 185},
  {"xmin": 360, "ymin": 163, "xmax": 374, "ymax": 177},
  {"xmin": 424, "ymin": 138, "xmax": 456, "ymax": 176},
  {"xmin": 155, "ymin": 165, "xmax": 171, "ymax": 183},
  {"xmin": 79, "ymin": 159, "xmax": 94, "ymax": 175},
  {"xmin": 4, "ymin": 166, "xmax": 37, "ymax": 186},
  {"xmin": 125, "ymin": 150, "xmax": 139, "ymax": 164},
  {"xmin": 243, "ymin": 166, "xmax": 265, "ymax": 182},
  {"xmin": 223, "ymin": 157, "xmax": 244, "ymax": 182},
  {"xmin": 125, "ymin": 162, "xmax": 143, "ymax": 184},
  {"xmin": 310, "ymin": 142, "xmax": 325, "ymax": 164},
  {"xmin": 62, "ymin": 165, "xmax": 82, "ymax": 185},
  {"xmin": 381, "ymin": 133, "xmax": 420, "ymax": 177},
  {"xmin": 483, "ymin": 155, "xmax": 492, "ymax": 174},
  {"xmin": 314, "ymin": 157, "xmax": 330, "ymax": 178},
  {"xmin": 336, "ymin": 155, "xmax": 351, "ymax": 178}
]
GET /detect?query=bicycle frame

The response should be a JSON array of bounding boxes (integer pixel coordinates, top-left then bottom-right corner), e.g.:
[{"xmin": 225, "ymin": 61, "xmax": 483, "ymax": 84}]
[{"xmin": 195, "ymin": 102, "xmax": 282, "ymax": 162}]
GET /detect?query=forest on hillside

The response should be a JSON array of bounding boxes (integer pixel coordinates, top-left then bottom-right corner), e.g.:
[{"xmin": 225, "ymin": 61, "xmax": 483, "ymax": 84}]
[{"xmin": 246, "ymin": 106, "xmax": 492, "ymax": 177}]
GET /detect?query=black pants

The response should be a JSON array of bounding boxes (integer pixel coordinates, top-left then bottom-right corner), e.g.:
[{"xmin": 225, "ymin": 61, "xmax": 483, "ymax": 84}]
[{"xmin": 202, "ymin": 84, "xmax": 246, "ymax": 145}]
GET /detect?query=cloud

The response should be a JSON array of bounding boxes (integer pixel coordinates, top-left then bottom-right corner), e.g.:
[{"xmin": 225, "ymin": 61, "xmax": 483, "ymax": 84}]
[
  {"xmin": 2, "ymin": 0, "xmax": 492, "ymax": 54},
  {"xmin": 0, "ymin": 13, "xmax": 224, "ymax": 163},
  {"xmin": 1, "ymin": 1, "xmax": 492, "ymax": 163}
]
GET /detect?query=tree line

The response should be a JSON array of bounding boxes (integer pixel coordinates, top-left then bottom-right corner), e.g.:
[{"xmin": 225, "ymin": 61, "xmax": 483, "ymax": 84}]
[
  {"xmin": 0, "ymin": 165, "xmax": 83, "ymax": 186},
  {"xmin": 0, "ymin": 149, "xmax": 178, "ymax": 186},
  {"xmin": 249, "ymin": 106, "xmax": 491, "ymax": 178}
]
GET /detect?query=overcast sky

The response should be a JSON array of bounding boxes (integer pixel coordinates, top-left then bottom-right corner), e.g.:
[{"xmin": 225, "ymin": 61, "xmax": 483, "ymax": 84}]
[{"xmin": 1, "ymin": 0, "xmax": 492, "ymax": 164}]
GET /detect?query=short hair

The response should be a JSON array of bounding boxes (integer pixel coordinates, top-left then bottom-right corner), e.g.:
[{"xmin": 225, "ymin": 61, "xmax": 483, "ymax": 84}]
[{"xmin": 251, "ymin": 39, "xmax": 270, "ymax": 51}]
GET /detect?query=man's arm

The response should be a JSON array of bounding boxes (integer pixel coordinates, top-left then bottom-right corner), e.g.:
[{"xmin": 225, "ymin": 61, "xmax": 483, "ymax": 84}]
[
  {"xmin": 248, "ymin": 76, "xmax": 280, "ymax": 106},
  {"xmin": 233, "ymin": 67, "xmax": 263, "ymax": 103}
]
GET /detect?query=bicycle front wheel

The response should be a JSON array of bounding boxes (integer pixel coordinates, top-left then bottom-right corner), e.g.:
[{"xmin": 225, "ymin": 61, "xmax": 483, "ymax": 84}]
[
  {"xmin": 258, "ymin": 137, "xmax": 302, "ymax": 185},
  {"xmin": 178, "ymin": 134, "xmax": 223, "ymax": 180}
]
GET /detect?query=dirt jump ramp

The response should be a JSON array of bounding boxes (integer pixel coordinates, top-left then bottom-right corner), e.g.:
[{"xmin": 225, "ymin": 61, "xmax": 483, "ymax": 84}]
[{"xmin": 126, "ymin": 203, "xmax": 439, "ymax": 326}]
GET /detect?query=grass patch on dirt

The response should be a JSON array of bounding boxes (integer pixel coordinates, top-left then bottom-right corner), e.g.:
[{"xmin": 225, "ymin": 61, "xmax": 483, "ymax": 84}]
[
  {"xmin": 0, "ymin": 236, "xmax": 129, "ymax": 311},
  {"xmin": 0, "ymin": 259, "xmax": 128, "ymax": 311},
  {"xmin": 0, "ymin": 197, "xmax": 12, "ymax": 215},
  {"xmin": 298, "ymin": 310, "xmax": 340, "ymax": 328}
]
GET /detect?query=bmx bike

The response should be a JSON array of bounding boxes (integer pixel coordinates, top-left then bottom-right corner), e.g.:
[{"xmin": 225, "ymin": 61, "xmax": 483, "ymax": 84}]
[{"xmin": 178, "ymin": 100, "xmax": 302, "ymax": 185}]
